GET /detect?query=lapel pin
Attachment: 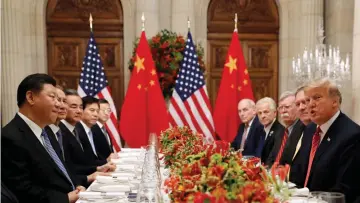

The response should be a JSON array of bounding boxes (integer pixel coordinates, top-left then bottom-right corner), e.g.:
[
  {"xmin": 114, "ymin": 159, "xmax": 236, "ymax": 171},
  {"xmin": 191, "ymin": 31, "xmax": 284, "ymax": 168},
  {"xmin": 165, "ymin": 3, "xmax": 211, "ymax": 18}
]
[
  {"xmin": 327, "ymin": 137, "xmax": 331, "ymax": 142},
  {"xmin": 269, "ymin": 131, "xmax": 273, "ymax": 136}
]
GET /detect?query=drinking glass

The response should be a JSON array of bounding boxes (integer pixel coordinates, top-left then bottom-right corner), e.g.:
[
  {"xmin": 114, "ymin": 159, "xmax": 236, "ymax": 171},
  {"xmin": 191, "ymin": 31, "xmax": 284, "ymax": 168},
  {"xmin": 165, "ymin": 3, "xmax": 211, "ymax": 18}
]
[{"xmin": 319, "ymin": 192, "xmax": 345, "ymax": 203}]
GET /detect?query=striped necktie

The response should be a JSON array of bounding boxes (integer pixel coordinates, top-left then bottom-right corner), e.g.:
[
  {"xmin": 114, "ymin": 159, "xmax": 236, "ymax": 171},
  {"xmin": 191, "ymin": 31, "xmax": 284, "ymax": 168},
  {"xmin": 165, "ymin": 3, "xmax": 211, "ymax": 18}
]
[
  {"xmin": 275, "ymin": 128, "xmax": 289, "ymax": 163},
  {"xmin": 41, "ymin": 130, "xmax": 75, "ymax": 190}
]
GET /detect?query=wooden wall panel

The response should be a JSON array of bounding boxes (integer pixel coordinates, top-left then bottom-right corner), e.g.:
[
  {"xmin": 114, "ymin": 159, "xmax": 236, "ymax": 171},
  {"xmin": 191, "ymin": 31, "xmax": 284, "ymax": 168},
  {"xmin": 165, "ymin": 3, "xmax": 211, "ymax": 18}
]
[{"xmin": 46, "ymin": 0, "xmax": 124, "ymax": 116}]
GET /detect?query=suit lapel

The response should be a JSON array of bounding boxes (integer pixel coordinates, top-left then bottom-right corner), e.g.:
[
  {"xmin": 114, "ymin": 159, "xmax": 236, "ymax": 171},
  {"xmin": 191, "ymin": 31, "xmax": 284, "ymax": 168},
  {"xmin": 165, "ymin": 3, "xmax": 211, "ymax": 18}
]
[
  {"xmin": 76, "ymin": 123, "xmax": 97, "ymax": 158},
  {"xmin": 15, "ymin": 115, "xmax": 72, "ymax": 186},
  {"xmin": 310, "ymin": 115, "xmax": 341, "ymax": 177}
]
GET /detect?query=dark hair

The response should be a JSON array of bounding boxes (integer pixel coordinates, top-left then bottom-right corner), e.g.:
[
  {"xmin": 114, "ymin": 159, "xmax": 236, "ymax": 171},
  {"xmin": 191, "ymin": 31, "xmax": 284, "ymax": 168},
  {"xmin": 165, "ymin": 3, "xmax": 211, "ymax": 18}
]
[
  {"xmin": 99, "ymin": 98, "xmax": 109, "ymax": 104},
  {"xmin": 17, "ymin": 73, "xmax": 56, "ymax": 107},
  {"xmin": 64, "ymin": 89, "xmax": 79, "ymax": 96},
  {"xmin": 82, "ymin": 96, "xmax": 99, "ymax": 110}
]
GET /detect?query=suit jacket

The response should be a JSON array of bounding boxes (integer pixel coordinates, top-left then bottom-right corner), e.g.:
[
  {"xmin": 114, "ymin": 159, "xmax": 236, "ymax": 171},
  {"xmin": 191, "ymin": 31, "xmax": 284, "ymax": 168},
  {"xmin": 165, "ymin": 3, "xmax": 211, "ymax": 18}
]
[
  {"xmin": 1, "ymin": 182, "xmax": 18, "ymax": 203},
  {"xmin": 92, "ymin": 123, "xmax": 113, "ymax": 160},
  {"xmin": 59, "ymin": 122, "xmax": 98, "ymax": 175},
  {"xmin": 1, "ymin": 114, "xmax": 73, "ymax": 203},
  {"xmin": 301, "ymin": 112, "xmax": 360, "ymax": 202},
  {"xmin": 266, "ymin": 120, "xmax": 303, "ymax": 166},
  {"xmin": 279, "ymin": 120, "xmax": 306, "ymax": 165},
  {"xmin": 288, "ymin": 123, "xmax": 317, "ymax": 187},
  {"xmin": 231, "ymin": 116, "xmax": 264, "ymax": 157},
  {"xmin": 75, "ymin": 123, "xmax": 107, "ymax": 165},
  {"xmin": 261, "ymin": 119, "xmax": 285, "ymax": 166},
  {"xmin": 44, "ymin": 126, "xmax": 88, "ymax": 187}
]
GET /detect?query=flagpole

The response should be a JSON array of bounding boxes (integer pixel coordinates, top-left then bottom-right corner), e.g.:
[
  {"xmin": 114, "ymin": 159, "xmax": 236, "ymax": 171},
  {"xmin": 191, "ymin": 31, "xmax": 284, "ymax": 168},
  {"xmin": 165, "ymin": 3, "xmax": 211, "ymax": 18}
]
[
  {"xmin": 89, "ymin": 13, "xmax": 93, "ymax": 32},
  {"xmin": 187, "ymin": 16, "xmax": 190, "ymax": 32},
  {"xmin": 141, "ymin": 12, "xmax": 145, "ymax": 31},
  {"xmin": 142, "ymin": 12, "xmax": 149, "ymax": 141},
  {"xmin": 234, "ymin": 13, "xmax": 238, "ymax": 33}
]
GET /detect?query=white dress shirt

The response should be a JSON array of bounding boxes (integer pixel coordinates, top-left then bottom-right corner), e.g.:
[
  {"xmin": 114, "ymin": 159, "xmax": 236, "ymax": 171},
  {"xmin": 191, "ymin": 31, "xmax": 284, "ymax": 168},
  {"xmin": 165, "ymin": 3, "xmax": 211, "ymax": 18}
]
[
  {"xmin": 61, "ymin": 120, "xmax": 76, "ymax": 135},
  {"xmin": 97, "ymin": 121, "xmax": 111, "ymax": 145},
  {"xmin": 80, "ymin": 121, "xmax": 98, "ymax": 156},
  {"xmin": 319, "ymin": 110, "xmax": 340, "ymax": 141},
  {"xmin": 17, "ymin": 112, "xmax": 43, "ymax": 145},
  {"xmin": 264, "ymin": 119, "xmax": 276, "ymax": 140},
  {"xmin": 49, "ymin": 124, "xmax": 60, "ymax": 141}
]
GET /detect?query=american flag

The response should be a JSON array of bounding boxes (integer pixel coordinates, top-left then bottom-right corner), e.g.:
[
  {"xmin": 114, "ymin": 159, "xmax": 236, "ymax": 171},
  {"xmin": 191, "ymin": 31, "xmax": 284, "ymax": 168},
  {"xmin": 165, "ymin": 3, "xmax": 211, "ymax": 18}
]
[
  {"xmin": 169, "ymin": 32, "xmax": 214, "ymax": 143},
  {"xmin": 77, "ymin": 32, "xmax": 122, "ymax": 151}
]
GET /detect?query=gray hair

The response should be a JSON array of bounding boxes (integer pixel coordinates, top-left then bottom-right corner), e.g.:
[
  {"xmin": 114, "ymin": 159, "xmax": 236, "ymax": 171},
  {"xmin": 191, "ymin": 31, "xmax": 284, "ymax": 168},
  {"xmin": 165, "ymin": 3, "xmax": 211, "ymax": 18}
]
[
  {"xmin": 256, "ymin": 97, "xmax": 277, "ymax": 111},
  {"xmin": 295, "ymin": 85, "xmax": 305, "ymax": 97},
  {"xmin": 279, "ymin": 91, "xmax": 295, "ymax": 102},
  {"xmin": 304, "ymin": 78, "xmax": 342, "ymax": 104},
  {"xmin": 238, "ymin": 98, "xmax": 255, "ymax": 109},
  {"xmin": 64, "ymin": 89, "xmax": 79, "ymax": 96}
]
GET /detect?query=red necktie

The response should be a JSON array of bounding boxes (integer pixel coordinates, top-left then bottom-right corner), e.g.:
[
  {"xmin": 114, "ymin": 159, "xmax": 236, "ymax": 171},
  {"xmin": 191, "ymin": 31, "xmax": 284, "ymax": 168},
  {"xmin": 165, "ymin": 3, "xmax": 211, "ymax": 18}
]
[
  {"xmin": 275, "ymin": 128, "xmax": 289, "ymax": 163},
  {"xmin": 304, "ymin": 127, "xmax": 322, "ymax": 187}
]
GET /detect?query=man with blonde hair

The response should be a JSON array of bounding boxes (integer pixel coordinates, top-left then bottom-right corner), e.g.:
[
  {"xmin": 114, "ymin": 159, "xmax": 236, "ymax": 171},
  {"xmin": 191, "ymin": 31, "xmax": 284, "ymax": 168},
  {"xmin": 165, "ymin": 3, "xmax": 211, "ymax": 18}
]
[
  {"xmin": 231, "ymin": 98, "xmax": 263, "ymax": 157},
  {"xmin": 255, "ymin": 97, "xmax": 284, "ymax": 165},
  {"xmin": 301, "ymin": 78, "xmax": 360, "ymax": 202}
]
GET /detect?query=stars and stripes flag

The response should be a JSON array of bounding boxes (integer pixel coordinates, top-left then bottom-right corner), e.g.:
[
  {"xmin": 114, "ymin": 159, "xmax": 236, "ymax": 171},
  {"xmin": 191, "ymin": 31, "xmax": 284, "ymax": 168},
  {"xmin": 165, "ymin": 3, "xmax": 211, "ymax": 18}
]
[
  {"xmin": 77, "ymin": 32, "xmax": 122, "ymax": 151},
  {"xmin": 169, "ymin": 32, "xmax": 215, "ymax": 143}
]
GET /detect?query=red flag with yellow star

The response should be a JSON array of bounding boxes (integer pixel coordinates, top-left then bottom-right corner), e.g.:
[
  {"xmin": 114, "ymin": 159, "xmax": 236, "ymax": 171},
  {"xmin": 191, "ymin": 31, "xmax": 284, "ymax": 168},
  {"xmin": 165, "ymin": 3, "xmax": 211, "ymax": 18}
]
[
  {"xmin": 213, "ymin": 31, "xmax": 254, "ymax": 142},
  {"xmin": 120, "ymin": 31, "xmax": 170, "ymax": 147}
]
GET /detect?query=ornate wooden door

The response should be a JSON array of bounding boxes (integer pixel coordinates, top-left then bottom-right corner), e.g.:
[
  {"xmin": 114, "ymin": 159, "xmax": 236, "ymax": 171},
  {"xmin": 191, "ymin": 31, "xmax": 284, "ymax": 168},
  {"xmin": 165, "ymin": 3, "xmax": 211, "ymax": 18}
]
[
  {"xmin": 46, "ymin": 0, "xmax": 124, "ymax": 115},
  {"xmin": 207, "ymin": 0, "xmax": 279, "ymax": 106}
]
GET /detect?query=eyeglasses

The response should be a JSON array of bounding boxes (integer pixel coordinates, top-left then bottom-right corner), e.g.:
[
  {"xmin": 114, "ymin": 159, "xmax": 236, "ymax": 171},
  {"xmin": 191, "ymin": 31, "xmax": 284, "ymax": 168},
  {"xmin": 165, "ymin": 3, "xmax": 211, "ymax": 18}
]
[{"xmin": 101, "ymin": 109, "xmax": 112, "ymax": 114}]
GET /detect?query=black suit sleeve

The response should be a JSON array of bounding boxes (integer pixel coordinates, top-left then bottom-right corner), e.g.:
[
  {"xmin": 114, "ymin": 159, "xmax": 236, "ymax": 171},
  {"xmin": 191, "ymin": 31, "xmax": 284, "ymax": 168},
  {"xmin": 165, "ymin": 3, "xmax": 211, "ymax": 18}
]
[
  {"xmin": 2, "ymin": 138, "xmax": 69, "ymax": 203},
  {"xmin": 331, "ymin": 139, "xmax": 360, "ymax": 202}
]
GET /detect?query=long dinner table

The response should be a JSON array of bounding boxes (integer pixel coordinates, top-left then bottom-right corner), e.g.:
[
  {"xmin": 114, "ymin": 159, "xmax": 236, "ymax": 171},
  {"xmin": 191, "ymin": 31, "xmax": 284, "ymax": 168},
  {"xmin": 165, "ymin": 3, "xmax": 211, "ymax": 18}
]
[{"xmin": 75, "ymin": 148, "xmax": 319, "ymax": 203}]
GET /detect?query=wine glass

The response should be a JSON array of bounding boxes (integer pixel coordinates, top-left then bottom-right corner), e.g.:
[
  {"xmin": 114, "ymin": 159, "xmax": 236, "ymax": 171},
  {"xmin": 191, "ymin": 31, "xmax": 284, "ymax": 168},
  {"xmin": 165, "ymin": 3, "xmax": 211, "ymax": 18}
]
[
  {"xmin": 307, "ymin": 191, "xmax": 328, "ymax": 203},
  {"xmin": 319, "ymin": 192, "xmax": 345, "ymax": 203}
]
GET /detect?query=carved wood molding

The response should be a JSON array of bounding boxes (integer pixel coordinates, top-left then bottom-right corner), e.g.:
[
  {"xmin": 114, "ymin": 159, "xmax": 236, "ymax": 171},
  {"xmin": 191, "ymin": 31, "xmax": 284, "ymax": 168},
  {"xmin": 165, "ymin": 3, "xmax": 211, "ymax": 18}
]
[
  {"xmin": 47, "ymin": 0, "xmax": 123, "ymax": 37},
  {"xmin": 207, "ymin": 0, "xmax": 279, "ymax": 33}
]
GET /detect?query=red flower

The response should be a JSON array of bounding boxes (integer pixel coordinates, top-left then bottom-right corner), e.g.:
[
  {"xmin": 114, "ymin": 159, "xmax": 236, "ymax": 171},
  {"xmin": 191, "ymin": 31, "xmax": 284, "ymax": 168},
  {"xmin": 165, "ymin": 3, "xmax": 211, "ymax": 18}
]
[{"xmin": 193, "ymin": 192, "xmax": 216, "ymax": 203}]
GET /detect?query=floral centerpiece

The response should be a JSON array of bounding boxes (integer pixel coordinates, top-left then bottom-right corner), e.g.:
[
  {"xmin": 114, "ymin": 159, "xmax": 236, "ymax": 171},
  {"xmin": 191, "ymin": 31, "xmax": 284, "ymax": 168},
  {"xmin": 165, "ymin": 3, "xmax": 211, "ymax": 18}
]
[
  {"xmin": 160, "ymin": 126, "xmax": 291, "ymax": 203},
  {"xmin": 128, "ymin": 29, "xmax": 206, "ymax": 99}
]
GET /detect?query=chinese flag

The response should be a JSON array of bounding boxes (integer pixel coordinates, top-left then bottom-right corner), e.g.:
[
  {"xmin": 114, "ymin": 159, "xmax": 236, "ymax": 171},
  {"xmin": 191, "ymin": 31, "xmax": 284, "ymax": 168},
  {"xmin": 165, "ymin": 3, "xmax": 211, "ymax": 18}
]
[
  {"xmin": 213, "ymin": 31, "xmax": 254, "ymax": 143},
  {"xmin": 120, "ymin": 31, "xmax": 170, "ymax": 148}
]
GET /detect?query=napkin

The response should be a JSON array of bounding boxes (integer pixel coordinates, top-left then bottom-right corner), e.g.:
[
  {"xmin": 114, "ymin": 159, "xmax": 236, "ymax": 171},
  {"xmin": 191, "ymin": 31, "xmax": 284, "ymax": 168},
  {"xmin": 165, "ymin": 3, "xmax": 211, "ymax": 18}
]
[
  {"xmin": 96, "ymin": 176, "xmax": 129, "ymax": 183},
  {"xmin": 97, "ymin": 185, "xmax": 131, "ymax": 192},
  {"xmin": 79, "ymin": 191, "xmax": 125, "ymax": 199},
  {"xmin": 111, "ymin": 172, "xmax": 135, "ymax": 177},
  {"xmin": 115, "ymin": 164, "xmax": 136, "ymax": 171},
  {"xmin": 120, "ymin": 148, "xmax": 144, "ymax": 152},
  {"xmin": 291, "ymin": 187, "xmax": 310, "ymax": 197}
]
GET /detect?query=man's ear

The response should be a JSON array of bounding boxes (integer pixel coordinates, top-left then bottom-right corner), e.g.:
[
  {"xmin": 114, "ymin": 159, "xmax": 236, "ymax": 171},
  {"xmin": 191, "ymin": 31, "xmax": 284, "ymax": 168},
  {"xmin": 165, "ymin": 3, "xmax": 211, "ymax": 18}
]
[{"xmin": 26, "ymin": 91, "xmax": 36, "ymax": 106}]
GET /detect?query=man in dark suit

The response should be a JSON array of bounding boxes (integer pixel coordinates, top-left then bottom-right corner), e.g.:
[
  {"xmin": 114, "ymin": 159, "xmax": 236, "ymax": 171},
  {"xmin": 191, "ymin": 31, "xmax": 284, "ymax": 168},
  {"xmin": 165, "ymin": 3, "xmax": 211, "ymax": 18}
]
[
  {"xmin": 285, "ymin": 86, "xmax": 315, "ymax": 186},
  {"xmin": 1, "ymin": 74, "xmax": 82, "ymax": 203},
  {"xmin": 267, "ymin": 91, "xmax": 298, "ymax": 166},
  {"xmin": 60, "ymin": 89, "xmax": 115, "ymax": 175},
  {"xmin": 231, "ymin": 99, "xmax": 263, "ymax": 157},
  {"xmin": 302, "ymin": 78, "xmax": 360, "ymax": 202},
  {"xmin": 45, "ymin": 86, "xmax": 109, "ymax": 187},
  {"xmin": 92, "ymin": 98, "xmax": 115, "ymax": 160},
  {"xmin": 76, "ymin": 96, "xmax": 117, "ymax": 164},
  {"xmin": 255, "ymin": 97, "xmax": 285, "ymax": 165}
]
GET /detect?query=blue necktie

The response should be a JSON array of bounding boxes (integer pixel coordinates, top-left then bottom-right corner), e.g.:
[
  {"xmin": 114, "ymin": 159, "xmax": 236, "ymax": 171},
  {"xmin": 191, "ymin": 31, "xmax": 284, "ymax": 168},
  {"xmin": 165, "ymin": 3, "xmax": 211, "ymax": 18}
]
[
  {"xmin": 88, "ymin": 130, "xmax": 98, "ymax": 156},
  {"xmin": 41, "ymin": 130, "xmax": 75, "ymax": 189}
]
